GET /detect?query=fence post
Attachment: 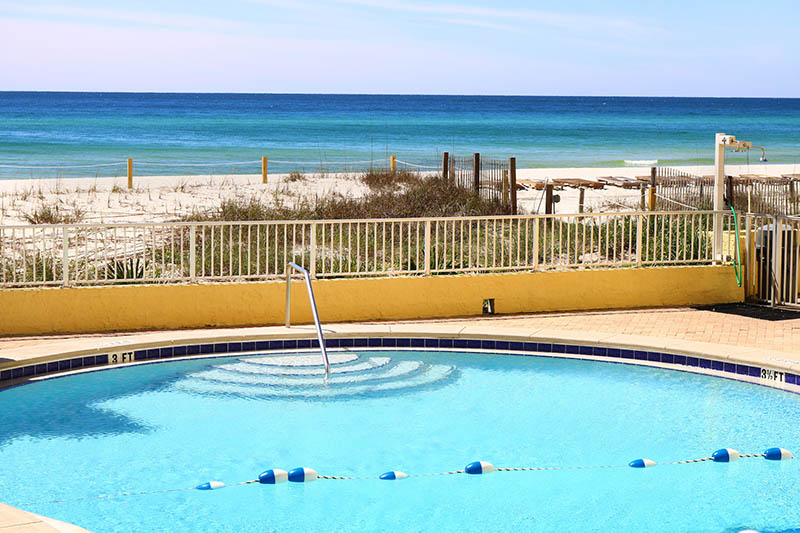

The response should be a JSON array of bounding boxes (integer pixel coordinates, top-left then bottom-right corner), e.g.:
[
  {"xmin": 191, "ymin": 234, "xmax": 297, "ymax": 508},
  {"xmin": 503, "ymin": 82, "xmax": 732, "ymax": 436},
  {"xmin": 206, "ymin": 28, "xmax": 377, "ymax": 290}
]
[
  {"xmin": 62, "ymin": 226, "xmax": 69, "ymax": 286},
  {"xmin": 725, "ymin": 175, "xmax": 734, "ymax": 207},
  {"xmin": 639, "ymin": 184, "xmax": 646, "ymax": 210},
  {"xmin": 545, "ymin": 184, "xmax": 554, "ymax": 215},
  {"xmin": 648, "ymin": 166, "xmax": 657, "ymax": 211},
  {"xmin": 636, "ymin": 214, "xmax": 643, "ymax": 266},
  {"xmin": 502, "ymin": 170, "xmax": 509, "ymax": 207},
  {"xmin": 578, "ymin": 187, "xmax": 585, "ymax": 214},
  {"xmin": 533, "ymin": 217, "xmax": 540, "ymax": 269},
  {"xmin": 424, "ymin": 219, "xmax": 431, "ymax": 276},
  {"xmin": 127, "ymin": 158, "xmax": 133, "ymax": 190},
  {"xmin": 473, "ymin": 153, "xmax": 480, "ymax": 193},
  {"xmin": 509, "ymin": 157, "xmax": 517, "ymax": 215},
  {"xmin": 189, "ymin": 225, "xmax": 197, "ymax": 281},
  {"xmin": 310, "ymin": 223, "xmax": 317, "ymax": 279},
  {"xmin": 262, "ymin": 156, "xmax": 268, "ymax": 184},
  {"xmin": 772, "ymin": 216, "xmax": 783, "ymax": 305},
  {"xmin": 390, "ymin": 155, "xmax": 396, "ymax": 174},
  {"xmin": 744, "ymin": 214, "xmax": 751, "ymax": 298},
  {"xmin": 449, "ymin": 157, "xmax": 455, "ymax": 184},
  {"xmin": 442, "ymin": 152, "xmax": 449, "ymax": 180}
]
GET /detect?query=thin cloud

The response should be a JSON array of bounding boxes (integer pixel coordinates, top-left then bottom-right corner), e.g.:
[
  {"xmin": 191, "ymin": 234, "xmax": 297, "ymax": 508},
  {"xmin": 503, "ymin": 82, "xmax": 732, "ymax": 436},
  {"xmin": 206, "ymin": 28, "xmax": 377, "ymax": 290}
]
[
  {"xmin": 334, "ymin": 0, "xmax": 656, "ymax": 35},
  {"xmin": 436, "ymin": 17, "xmax": 521, "ymax": 33},
  {"xmin": 0, "ymin": 2, "xmax": 245, "ymax": 32}
]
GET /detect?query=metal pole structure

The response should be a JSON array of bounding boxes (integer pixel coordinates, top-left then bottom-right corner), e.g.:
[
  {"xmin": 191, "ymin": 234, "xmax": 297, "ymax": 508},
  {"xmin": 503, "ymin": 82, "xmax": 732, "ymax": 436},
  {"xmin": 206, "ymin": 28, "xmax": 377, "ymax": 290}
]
[
  {"xmin": 285, "ymin": 262, "xmax": 330, "ymax": 374},
  {"xmin": 713, "ymin": 133, "xmax": 727, "ymax": 263}
]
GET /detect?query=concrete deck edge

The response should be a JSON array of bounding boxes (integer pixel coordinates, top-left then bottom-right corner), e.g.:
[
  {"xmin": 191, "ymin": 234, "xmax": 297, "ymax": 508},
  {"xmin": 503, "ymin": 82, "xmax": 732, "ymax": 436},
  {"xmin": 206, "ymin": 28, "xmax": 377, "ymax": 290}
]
[{"xmin": 1, "ymin": 324, "xmax": 797, "ymax": 392}]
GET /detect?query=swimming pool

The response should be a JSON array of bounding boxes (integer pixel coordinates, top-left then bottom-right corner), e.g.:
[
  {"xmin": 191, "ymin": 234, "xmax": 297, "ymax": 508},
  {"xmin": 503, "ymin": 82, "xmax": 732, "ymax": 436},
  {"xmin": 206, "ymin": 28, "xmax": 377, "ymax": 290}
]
[{"xmin": 2, "ymin": 345, "xmax": 799, "ymax": 532}]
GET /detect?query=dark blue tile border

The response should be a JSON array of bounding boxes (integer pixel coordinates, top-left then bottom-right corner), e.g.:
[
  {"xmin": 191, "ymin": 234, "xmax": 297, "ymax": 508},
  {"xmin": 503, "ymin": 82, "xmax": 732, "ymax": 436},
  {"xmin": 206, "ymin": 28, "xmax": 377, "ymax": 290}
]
[{"xmin": 3, "ymin": 334, "xmax": 799, "ymax": 398}]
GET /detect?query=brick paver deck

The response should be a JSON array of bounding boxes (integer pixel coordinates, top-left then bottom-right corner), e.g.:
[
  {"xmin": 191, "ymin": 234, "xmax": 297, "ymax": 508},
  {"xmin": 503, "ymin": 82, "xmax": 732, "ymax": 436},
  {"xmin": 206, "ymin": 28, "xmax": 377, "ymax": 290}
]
[
  {"xmin": 1, "ymin": 305, "xmax": 798, "ymax": 359},
  {"xmin": 434, "ymin": 304, "xmax": 800, "ymax": 355}
]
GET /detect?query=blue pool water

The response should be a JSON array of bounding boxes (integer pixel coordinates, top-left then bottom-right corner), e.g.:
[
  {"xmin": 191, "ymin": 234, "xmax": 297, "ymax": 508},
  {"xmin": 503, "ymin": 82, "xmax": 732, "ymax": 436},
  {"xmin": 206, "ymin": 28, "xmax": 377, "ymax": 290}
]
[
  {"xmin": 1, "ymin": 349, "xmax": 800, "ymax": 532},
  {"xmin": 1, "ymin": 93, "xmax": 799, "ymax": 178}
]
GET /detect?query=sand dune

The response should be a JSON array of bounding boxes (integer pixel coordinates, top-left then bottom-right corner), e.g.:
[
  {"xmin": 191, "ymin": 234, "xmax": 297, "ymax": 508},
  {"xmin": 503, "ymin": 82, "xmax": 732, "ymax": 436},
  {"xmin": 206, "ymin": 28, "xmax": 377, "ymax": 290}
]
[{"xmin": 0, "ymin": 163, "xmax": 796, "ymax": 225}]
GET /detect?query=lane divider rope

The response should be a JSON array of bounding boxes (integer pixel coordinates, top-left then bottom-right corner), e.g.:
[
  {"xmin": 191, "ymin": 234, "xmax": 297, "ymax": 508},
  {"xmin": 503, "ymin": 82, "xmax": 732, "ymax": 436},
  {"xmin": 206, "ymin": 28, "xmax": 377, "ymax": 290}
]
[{"xmin": 15, "ymin": 447, "xmax": 792, "ymax": 506}]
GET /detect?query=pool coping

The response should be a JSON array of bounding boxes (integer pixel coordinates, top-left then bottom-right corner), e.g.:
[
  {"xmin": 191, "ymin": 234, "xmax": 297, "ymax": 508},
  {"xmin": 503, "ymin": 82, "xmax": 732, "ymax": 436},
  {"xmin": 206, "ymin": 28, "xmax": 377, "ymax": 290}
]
[
  {"xmin": 0, "ymin": 502, "xmax": 89, "ymax": 532},
  {"xmin": 1, "ymin": 324, "xmax": 798, "ymax": 393}
]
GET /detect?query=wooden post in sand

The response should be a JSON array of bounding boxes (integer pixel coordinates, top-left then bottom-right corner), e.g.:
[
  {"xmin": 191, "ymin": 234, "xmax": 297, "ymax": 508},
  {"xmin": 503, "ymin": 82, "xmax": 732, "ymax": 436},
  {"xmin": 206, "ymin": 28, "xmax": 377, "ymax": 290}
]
[
  {"xmin": 545, "ymin": 184, "xmax": 554, "ymax": 215},
  {"xmin": 127, "ymin": 158, "xmax": 133, "ymax": 190},
  {"xmin": 509, "ymin": 157, "xmax": 517, "ymax": 215},
  {"xmin": 648, "ymin": 166, "xmax": 657, "ymax": 211},
  {"xmin": 390, "ymin": 155, "xmax": 396, "ymax": 174},
  {"xmin": 578, "ymin": 187, "xmax": 585, "ymax": 214},
  {"xmin": 473, "ymin": 153, "xmax": 480, "ymax": 193},
  {"xmin": 502, "ymin": 170, "xmax": 509, "ymax": 207},
  {"xmin": 442, "ymin": 152, "xmax": 449, "ymax": 180},
  {"xmin": 449, "ymin": 158, "xmax": 455, "ymax": 185},
  {"xmin": 262, "ymin": 156, "xmax": 268, "ymax": 184}
]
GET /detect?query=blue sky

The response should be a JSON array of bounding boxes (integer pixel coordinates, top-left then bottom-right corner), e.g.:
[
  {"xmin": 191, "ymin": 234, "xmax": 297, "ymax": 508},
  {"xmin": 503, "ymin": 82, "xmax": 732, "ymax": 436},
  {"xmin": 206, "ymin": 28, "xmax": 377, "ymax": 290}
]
[{"xmin": 0, "ymin": 0, "xmax": 797, "ymax": 96}]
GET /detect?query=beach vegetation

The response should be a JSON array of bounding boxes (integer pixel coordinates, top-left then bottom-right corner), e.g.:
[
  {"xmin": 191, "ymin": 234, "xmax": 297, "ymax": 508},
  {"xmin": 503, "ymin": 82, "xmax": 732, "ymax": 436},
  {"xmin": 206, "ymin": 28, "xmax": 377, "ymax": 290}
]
[
  {"xmin": 184, "ymin": 173, "xmax": 509, "ymax": 223},
  {"xmin": 286, "ymin": 171, "xmax": 307, "ymax": 183},
  {"xmin": 23, "ymin": 203, "xmax": 85, "ymax": 224},
  {"xmin": 359, "ymin": 168, "xmax": 418, "ymax": 191}
]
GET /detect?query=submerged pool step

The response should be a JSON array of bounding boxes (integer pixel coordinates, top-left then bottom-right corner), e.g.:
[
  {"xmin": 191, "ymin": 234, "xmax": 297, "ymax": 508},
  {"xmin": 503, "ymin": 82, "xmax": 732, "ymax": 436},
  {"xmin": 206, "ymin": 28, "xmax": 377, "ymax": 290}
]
[
  {"xmin": 219, "ymin": 356, "xmax": 391, "ymax": 376},
  {"xmin": 193, "ymin": 360, "xmax": 423, "ymax": 387},
  {"xmin": 245, "ymin": 352, "xmax": 359, "ymax": 367},
  {"xmin": 175, "ymin": 362, "xmax": 455, "ymax": 398}
]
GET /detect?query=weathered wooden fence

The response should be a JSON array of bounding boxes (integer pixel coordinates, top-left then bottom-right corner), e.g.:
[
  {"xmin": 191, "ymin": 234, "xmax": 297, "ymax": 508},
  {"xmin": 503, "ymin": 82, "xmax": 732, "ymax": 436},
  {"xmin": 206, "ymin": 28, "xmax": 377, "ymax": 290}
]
[
  {"xmin": 655, "ymin": 167, "xmax": 800, "ymax": 215},
  {"xmin": 446, "ymin": 153, "xmax": 517, "ymax": 212}
]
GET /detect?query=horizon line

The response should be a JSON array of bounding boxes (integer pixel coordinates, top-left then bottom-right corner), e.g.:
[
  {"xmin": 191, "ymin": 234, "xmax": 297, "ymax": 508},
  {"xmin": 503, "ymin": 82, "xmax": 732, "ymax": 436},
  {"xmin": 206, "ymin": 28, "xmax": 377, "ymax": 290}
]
[{"xmin": 0, "ymin": 90, "xmax": 798, "ymax": 99}]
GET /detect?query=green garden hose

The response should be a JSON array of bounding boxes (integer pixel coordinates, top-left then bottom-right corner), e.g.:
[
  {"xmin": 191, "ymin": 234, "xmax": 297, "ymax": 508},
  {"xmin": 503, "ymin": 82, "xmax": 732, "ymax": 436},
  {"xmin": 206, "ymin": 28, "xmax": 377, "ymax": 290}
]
[{"xmin": 730, "ymin": 204, "xmax": 742, "ymax": 287}]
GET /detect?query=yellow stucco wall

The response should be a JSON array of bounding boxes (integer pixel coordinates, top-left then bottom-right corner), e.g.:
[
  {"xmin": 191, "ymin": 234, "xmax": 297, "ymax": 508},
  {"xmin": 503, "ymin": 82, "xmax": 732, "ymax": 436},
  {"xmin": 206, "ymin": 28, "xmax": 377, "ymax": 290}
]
[{"xmin": 0, "ymin": 266, "xmax": 743, "ymax": 335}]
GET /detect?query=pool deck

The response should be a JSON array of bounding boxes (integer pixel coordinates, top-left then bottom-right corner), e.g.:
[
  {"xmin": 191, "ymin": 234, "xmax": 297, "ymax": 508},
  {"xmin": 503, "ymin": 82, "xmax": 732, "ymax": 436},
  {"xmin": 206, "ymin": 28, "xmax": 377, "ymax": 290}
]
[
  {"xmin": 0, "ymin": 503, "xmax": 88, "ymax": 532},
  {"xmin": 1, "ymin": 303, "xmax": 798, "ymax": 367}
]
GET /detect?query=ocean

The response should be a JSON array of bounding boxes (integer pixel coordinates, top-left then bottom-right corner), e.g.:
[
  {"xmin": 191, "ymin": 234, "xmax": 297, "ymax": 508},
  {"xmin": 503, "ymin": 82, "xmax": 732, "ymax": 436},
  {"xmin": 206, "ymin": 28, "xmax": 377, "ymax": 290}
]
[{"xmin": 1, "ymin": 92, "xmax": 799, "ymax": 178}]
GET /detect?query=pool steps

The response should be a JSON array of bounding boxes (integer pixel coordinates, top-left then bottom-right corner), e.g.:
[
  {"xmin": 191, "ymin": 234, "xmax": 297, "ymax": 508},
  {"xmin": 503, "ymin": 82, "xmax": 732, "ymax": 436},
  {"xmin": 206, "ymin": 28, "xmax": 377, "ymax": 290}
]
[{"xmin": 175, "ymin": 356, "xmax": 455, "ymax": 398}]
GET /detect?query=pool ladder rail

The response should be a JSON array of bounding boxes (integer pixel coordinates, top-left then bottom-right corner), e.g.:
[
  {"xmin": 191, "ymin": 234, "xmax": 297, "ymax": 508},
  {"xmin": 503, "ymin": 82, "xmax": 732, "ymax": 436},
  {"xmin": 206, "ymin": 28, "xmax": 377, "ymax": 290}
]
[{"xmin": 285, "ymin": 262, "xmax": 331, "ymax": 375}]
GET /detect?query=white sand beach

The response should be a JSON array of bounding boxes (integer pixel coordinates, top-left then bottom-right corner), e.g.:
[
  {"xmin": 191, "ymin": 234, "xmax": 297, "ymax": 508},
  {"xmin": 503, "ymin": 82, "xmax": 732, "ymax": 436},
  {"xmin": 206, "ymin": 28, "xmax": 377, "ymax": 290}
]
[{"xmin": 0, "ymin": 163, "xmax": 797, "ymax": 225}]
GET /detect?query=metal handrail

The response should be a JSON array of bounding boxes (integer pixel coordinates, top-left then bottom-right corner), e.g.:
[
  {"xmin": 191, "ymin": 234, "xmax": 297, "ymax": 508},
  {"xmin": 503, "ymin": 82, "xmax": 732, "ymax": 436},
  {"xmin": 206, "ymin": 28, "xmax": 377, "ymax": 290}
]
[
  {"xmin": 0, "ymin": 210, "xmax": 728, "ymax": 229},
  {"xmin": 285, "ymin": 261, "xmax": 330, "ymax": 374}
]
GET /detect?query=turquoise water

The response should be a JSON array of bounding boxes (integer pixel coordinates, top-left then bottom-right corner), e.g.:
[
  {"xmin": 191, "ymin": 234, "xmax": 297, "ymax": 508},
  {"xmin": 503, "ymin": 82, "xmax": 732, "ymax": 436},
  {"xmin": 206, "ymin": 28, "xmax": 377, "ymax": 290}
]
[
  {"xmin": 2, "ymin": 349, "xmax": 800, "ymax": 532},
  {"xmin": 1, "ymin": 93, "xmax": 799, "ymax": 178}
]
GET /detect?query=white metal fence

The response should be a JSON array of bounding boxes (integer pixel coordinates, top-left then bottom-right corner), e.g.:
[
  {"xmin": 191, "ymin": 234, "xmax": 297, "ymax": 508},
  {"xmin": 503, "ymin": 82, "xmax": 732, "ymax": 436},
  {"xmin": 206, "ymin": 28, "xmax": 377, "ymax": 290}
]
[
  {"xmin": 745, "ymin": 214, "xmax": 800, "ymax": 307},
  {"xmin": 0, "ymin": 211, "xmax": 737, "ymax": 287}
]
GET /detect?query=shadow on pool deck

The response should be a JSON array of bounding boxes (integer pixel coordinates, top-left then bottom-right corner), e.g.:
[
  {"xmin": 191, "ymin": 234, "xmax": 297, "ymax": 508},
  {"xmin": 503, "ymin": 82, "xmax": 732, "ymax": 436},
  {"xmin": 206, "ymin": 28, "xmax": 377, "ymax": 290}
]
[{"xmin": 694, "ymin": 303, "xmax": 800, "ymax": 322}]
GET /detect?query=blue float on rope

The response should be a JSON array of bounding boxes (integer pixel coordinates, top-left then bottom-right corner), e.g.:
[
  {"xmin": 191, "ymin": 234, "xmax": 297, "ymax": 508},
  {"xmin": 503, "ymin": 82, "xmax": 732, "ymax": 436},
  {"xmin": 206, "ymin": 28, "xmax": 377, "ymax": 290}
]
[
  {"xmin": 764, "ymin": 447, "xmax": 793, "ymax": 461},
  {"xmin": 195, "ymin": 481, "xmax": 225, "ymax": 490},
  {"xmin": 628, "ymin": 458, "xmax": 656, "ymax": 468},
  {"xmin": 258, "ymin": 469, "xmax": 288, "ymax": 484},
  {"xmin": 379, "ymin": 471, "xmax": 409, "ymax": 480},
  {"xmin": 711, "ymin": 448, "xmax": 740, "ymax": 462},
  {"xmin": 288, "ymin": 467, "xmax": 318, "ymax": 483},
  {"xmin": 465, "ymin": 461, "xmax": 495, "ymax": 475}
]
